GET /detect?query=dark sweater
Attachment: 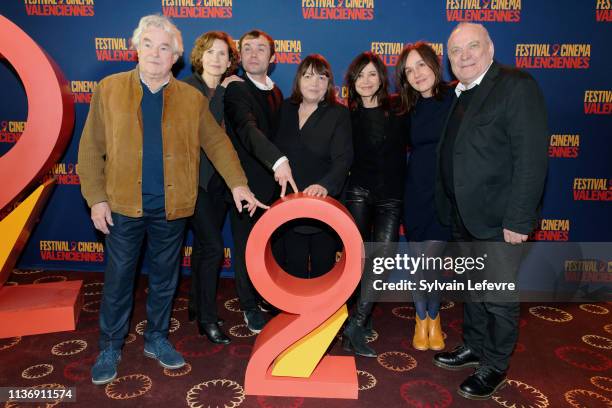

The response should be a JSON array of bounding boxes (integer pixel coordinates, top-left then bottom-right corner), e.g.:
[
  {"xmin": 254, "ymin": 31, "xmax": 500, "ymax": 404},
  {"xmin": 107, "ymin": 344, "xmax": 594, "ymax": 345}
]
[
  {"xmin": 404, "ymin": 88, "xmax": 455, "ymax": 241},
  {"xmin": 348, "ymin": 97, "xmax": 409, "ymax": 200},
  {"xmin": 140, "ymin": 82, "xmax": 165, "ymax": 209}
]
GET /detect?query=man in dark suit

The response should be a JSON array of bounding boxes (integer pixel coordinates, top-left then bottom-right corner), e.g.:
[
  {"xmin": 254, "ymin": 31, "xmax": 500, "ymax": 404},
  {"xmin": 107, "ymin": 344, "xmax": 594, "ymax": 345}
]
[
  {"xmin": 224, "ymin": 29, "xmax": 298, "ymax": 333},
  {"xmin": 433, "ymin": 23, "xmax": 548, "ymax": 400}
]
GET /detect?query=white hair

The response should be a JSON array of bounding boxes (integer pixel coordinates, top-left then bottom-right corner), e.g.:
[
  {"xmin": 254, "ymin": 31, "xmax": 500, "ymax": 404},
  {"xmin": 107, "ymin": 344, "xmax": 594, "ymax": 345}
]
[
  {"xmin": 447, "ymin": 22, "xmax": 493, "ymax": 48},
  {"xmin": 131, "ymin": 14, "xmax": 183, "ymax": 56}
]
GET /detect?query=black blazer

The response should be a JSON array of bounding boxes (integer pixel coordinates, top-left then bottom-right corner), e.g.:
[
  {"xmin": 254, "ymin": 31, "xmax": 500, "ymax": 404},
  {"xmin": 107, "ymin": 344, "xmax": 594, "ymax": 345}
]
[
  {"xmin": 435, "ymin": 61, "xmax": 549, "ymax": 239},
  {"xmin": 273, "ymin": 99, "xmax": 353, "ymax": 197},
  {"xmin": 224, "ymin": 75, "xmax": 284, "ymax": 204},
  {"xmin": 182, "ymin": 72, "xmax": 225, "ymax": 190}
]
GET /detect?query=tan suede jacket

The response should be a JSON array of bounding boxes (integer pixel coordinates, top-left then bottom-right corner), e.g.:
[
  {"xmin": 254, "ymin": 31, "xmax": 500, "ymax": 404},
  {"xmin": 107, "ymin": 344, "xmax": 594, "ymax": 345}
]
[{"xmin": 77, "ymin": 68, "xmax": 247, "ymax": 220}]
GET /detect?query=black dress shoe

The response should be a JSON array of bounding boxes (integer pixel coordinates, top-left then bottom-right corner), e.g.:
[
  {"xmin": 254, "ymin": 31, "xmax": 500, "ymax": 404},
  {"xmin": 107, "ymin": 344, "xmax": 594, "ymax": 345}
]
[
  {"xmin": 198, "ymin": 322, "xmax": 231, "ymax": 345},
  {"xmin": 433, "ymin": 345, "xmax": 480, "ymax": 370},
  {"xmin": 457, "ymin": 366, "xmax": 506, "ymax": 400}
]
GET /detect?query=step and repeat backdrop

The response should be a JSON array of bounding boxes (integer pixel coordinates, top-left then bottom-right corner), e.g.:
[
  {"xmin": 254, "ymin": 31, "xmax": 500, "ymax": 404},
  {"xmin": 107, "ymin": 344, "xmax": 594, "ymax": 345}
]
[{"xmin": 0, "ymin": 1, "xmax": 610, "ymax": 277}]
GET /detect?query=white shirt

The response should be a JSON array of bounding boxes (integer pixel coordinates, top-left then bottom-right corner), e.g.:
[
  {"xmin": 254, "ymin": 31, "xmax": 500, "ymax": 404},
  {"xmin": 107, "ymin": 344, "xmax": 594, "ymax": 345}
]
[
  {"xmin": 455, "ymin": 61, "xmax": 493, "ymax": 97},
  {"xmin": 246, "ymin": 72, "xmax": 275, "ymax": 91}
]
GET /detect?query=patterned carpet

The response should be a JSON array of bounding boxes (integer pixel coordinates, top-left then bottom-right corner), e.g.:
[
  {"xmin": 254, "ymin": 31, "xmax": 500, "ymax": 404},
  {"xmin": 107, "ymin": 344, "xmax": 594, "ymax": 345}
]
[{"xmin": 1, "ymin": 270, "xmax": 611, "ymax": 408}]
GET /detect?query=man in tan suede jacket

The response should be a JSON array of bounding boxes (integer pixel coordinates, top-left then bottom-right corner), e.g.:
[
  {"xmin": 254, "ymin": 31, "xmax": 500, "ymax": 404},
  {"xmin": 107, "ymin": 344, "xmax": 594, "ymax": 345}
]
[{"xmin": 77, "ymin": 14, "xmax": 266, "ymax": 386}]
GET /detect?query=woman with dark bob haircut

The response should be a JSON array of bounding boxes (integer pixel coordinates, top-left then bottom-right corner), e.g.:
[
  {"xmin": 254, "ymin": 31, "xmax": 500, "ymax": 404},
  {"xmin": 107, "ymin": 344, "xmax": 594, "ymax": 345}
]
[
  {"xmin": 341, "ymin": 52, "xmax": 409, "ymax": 358},
  {"xmin": 273, "ymin": 54, "xmax": 353, "ymax": 279},
  {"xmin": 396, "ymin": 41, "xmax": 453, "ymax": 352},
  {"xmin": 182, "ymin": 31, "xmax": 242, "ymax": 345}
]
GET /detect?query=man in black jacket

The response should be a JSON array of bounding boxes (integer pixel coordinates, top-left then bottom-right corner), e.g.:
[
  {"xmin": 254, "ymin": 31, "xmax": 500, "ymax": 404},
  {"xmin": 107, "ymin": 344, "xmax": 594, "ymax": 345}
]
[
  {"xmin": 224, "ymin": 29, "xmax": 298, "ymax": 333},
  {"xmin": 433, "ymin": 23, "xmax": 548, "ymax": 400}
]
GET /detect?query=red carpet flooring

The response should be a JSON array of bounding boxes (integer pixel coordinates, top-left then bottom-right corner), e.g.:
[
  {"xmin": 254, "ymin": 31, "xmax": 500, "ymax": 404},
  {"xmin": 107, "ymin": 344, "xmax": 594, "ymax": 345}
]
[{"xmin": 1, "ymin": 270, "xmax": 611, "ymax": 407}]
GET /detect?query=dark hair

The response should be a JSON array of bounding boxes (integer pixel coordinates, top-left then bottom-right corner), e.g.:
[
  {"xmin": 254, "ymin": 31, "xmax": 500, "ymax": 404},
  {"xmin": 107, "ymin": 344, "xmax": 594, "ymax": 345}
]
[
  {"xmin": 238, "ymin": 29, "xmax": 275, "ymax": 57},
  {"xmin": 396, "ymin": 41, "xmax": 449, "ymax": 114},
  {"xmin": 190, "ymin": 31, "xmax": 239, "ymax": 78},
  {"xmin": 345, "ymin": 52, "xmax": 390, "ymax": 111},
  {"xmin": 289, "ymin": 54, "xmax": 337, "ymax": 105}
]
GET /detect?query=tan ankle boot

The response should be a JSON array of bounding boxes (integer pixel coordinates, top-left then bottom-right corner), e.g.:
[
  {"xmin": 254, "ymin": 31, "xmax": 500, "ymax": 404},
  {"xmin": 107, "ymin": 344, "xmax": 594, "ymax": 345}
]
[
  {"xmin": 412, "ymin": 315, "xmax": 429, "ymax": 350},
  {"xmin": 428, "ymin": 314, "xmax": 445, "ymax": 351}
]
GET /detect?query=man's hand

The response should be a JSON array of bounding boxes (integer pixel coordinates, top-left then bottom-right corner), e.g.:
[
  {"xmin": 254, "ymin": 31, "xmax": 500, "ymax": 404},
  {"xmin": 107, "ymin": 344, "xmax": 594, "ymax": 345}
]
[
  {"xmin": 503, "ymin": 228, "xmax": 528, "ymax": 245},
  {"xmin": 274, "ymin": 161, "xmax": 299, "ymax": 198},
  {"xmin": 232, "ymin": 185, "xmax": 269, "ymax": 216},
  {"xmin": 91, "ymin": 201, "xmax": 113, "ymax": 234},
  {"xmin": 303, "ymin": 184, "xmax": 328, "ymax": 198}
]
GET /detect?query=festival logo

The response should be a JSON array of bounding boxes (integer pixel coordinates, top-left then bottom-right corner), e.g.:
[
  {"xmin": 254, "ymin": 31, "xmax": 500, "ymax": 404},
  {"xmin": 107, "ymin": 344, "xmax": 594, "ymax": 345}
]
[
  {"xmin": 94, "ymin": 37, "xmax": 137, "ymax": 62},
  {"xmin": 41, "ymin": 162, "xmax": 80, "ymax": 185},
  {"xmin": 549, "ymin": 134, "xmax": 579, "ymax": 159},
  {"xmin": 530, "ymin": 219, "xmax": 570, "ymax": 241},
  {"xmin": 0, "ymin": 120, "xmax": 25, "ymax": 144},
  {"xmin": 161, "ymin": 0, "xmax": 232, "ymax": 19},
  {"xmin": 24, "ymin": 0, "xmax": 95, "ymax": 17},
  {"xmin": 274, "ymin": 40, "xmax": 302, "ymax": 64},
  {"xmin": 334, "ymin": 85, "xmax": 349, "ymax": 106},
  {"xmin": 596, "ymin": 0, "xmax": 611, "ymax": 22},
  {"xmin": 302, "ymin": 0, "xmax": 375, "ymax": 21},
  {"xmin": 182, "ymin": 246, "xmax": 231, "ymax": 268},
  {"xmin": 39, "ymin": 240, "xmax": 104, "ymax": 262},
  {"xmin": 70, "ymin": 80, "xmax": 97, "ymax": 104},
  {"xmin": 573, "ymin": 178, "xmax": 612, "ymax": 201},
  {"xmin": 446, "ymin": 0, "xmax": 521, "ymax": 23},
  {"xmin": 371, "ymin": 41, "xmax": 443, "ymax": 66},
  {"xmin": 565, "ymin": 259, "xmax": 612, "ymax": 283},
  {"xmin": 515, "ymin": 44, "xmax": 591, "ymax": 69},
  {"xmin": 584, "ymin": 90, "xmax": 612, "ymax": 114},
  {"xmin": 182, "ymin": 245, "xmax": 192, "ymax": 267}
]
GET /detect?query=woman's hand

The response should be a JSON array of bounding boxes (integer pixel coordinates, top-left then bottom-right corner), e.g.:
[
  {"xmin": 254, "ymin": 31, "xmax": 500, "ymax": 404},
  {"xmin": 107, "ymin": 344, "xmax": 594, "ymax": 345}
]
[{"xmin": 303, "ymin": 184, "xmax": 328, "ymax": 197}]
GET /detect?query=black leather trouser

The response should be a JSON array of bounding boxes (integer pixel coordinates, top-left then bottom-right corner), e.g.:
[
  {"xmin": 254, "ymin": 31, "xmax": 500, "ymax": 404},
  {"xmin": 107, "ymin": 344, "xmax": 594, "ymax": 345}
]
[{"xmin": 345, "ymin": 185, "xmax": 402, "ymax": 316}]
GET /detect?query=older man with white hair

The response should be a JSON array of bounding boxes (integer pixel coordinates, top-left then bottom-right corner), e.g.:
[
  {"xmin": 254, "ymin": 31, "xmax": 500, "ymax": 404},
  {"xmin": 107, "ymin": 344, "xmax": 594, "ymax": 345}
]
[
  {"xmin": 77, "ymin": 14, "xmax": 266, "ymax": 385},
  {"xmin": 432, "ymin": 23, "xmax": 548, "ymax": 400}
]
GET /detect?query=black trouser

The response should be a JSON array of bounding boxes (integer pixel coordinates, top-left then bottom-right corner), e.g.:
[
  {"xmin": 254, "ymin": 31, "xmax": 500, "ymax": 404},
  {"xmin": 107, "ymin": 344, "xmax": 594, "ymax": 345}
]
[
  {"xmin": 451, "ymin": 207, "xmax": 522, "ymax": 372},
  {"xmin": 281, "ymin": 221, "xmax": 339, "ymax": 279},
  {"xmin": 229, "ymin": 205, "xmax": 263, "ymax": 312},
  {"xmin": 345, "ymin": 186, "xmax": 402, "ymax": 309},
  {"xmin": 189, "ymin": 181, "xmax": 228, "ymax": 324}
]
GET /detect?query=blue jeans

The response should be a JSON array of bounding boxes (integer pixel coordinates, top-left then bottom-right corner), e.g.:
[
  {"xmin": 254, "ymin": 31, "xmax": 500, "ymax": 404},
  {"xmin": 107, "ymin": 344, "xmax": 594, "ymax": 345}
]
[{"xmin": 98, "ymin": 208, "xmax": 186, "ymax": 350}]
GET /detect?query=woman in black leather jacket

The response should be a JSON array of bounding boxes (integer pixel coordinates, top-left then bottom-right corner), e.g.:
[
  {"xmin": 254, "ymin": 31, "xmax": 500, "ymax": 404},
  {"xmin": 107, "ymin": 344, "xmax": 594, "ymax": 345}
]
[{"xmin": 342, "ymin": 52, "xmax": 409, "ymax": 357}]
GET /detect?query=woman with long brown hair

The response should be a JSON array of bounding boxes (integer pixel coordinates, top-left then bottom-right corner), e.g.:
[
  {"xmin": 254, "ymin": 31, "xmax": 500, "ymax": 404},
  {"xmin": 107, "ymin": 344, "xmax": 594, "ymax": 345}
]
[
  {"xmin": 341, "ymin": 52, "xmax": 408, "ymax": 357},
  {"xmin": 397, "ymin": 41, "xmax": 453, "ymax": 352}
]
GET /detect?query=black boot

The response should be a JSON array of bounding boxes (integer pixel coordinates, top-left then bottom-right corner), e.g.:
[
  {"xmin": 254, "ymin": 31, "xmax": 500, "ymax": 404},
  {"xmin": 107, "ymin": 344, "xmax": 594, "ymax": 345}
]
[
  {"xmin": 342, "ymin": 301, "xmax": 376, "ymax": 358},
  {"xmin": 364, "ymin": 313, "xmax": 374, "ymax": 338}
]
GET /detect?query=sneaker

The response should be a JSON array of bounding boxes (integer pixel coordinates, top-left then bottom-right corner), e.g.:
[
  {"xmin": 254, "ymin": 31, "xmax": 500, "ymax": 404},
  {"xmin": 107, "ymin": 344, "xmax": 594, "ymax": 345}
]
[
  {"xmin": 243, "ymin": 309, "xmax": 268, "ymax": 333},
  {"xmin": 143, "ymin": 338, "xmax": 185, "ymax": 369},
  {"xmin": 91, "ymin": 348, "xmax": 121, "ymax": 385}
]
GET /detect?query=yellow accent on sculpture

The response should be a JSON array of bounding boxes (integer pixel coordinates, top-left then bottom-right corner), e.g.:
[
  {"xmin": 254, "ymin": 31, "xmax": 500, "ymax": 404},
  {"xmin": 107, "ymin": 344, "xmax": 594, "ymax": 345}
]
[
  {"xmin": 271, "ymin": 304, "xmax": 348, "ymax": 378},
  {"xmin": 0, "ymin": 183, "xmax": 53, "ymax": 286}
]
